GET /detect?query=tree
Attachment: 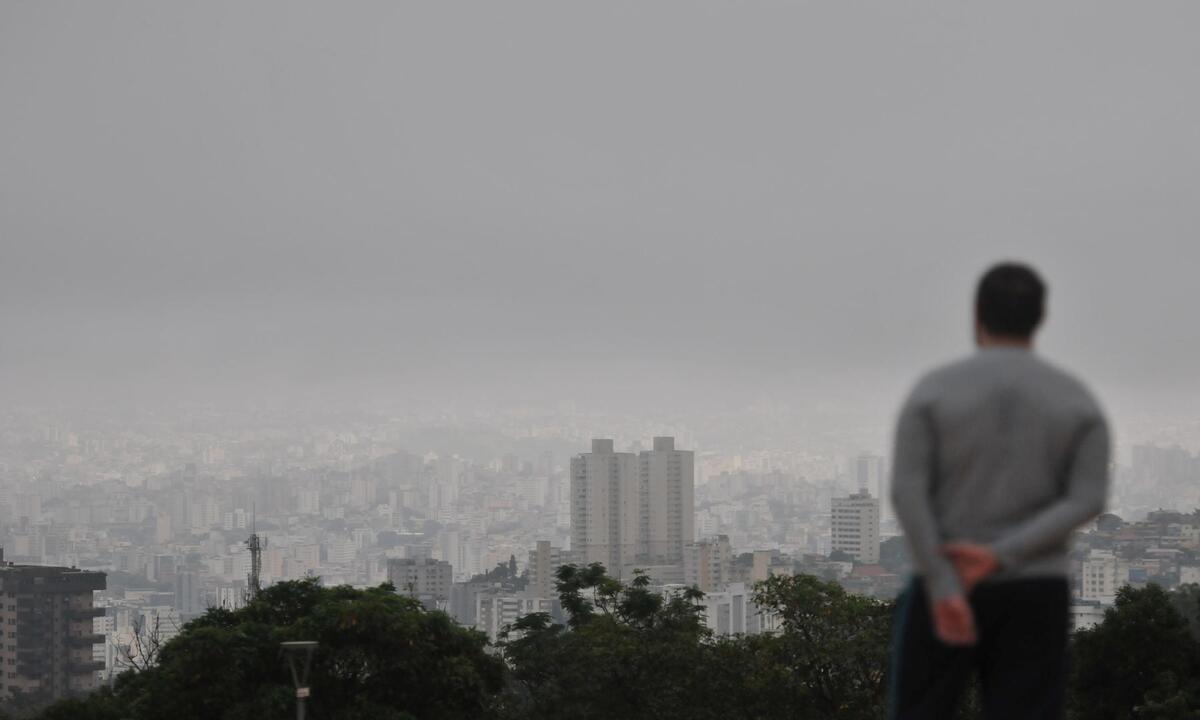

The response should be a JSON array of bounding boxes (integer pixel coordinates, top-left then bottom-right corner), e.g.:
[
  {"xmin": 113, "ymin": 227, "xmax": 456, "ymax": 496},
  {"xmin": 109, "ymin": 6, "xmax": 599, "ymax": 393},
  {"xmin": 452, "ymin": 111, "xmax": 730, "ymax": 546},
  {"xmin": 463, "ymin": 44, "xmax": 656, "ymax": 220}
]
[
  {"xmin": 498, "ymin": 563, "xmax": 717, "ymax": 720},
  {"xmin": 499, "ymin": 566, "xmax": 901, "ymax": 720},
  {"xmin": 1070, "ymin": 584, "xmax": 1200, "ymax": 720},
  {"xmin": 36, "ymin": 579, "xmax": 504, "ymax": 720},
  {"xmin": 1170, "ymin": 583, "xmax": 1200, "ymax": 641},
  {"xmin": 753, "ymin": 573, "xmax": 894, "ymax": 719},
  {"xmin": 113, "ymin": 611, "xmax": 175, "ymax": 673}
]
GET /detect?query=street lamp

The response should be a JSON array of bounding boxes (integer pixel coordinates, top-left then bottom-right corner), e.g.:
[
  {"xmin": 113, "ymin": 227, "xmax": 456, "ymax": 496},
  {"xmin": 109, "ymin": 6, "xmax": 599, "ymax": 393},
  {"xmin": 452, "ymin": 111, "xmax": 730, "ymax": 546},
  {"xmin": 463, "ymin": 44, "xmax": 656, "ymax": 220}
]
[{"xmin": 280, "ymin": 641, "xmax": 318, "ymax": 720}]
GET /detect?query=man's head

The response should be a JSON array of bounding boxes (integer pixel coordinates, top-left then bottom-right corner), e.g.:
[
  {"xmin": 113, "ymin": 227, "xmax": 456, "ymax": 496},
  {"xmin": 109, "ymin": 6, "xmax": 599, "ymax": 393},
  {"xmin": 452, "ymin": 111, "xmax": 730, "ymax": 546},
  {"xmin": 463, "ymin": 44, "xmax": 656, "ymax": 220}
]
[{"xmin": 974, "ymin": 262, "xmax": 1046, "ymax": 347}]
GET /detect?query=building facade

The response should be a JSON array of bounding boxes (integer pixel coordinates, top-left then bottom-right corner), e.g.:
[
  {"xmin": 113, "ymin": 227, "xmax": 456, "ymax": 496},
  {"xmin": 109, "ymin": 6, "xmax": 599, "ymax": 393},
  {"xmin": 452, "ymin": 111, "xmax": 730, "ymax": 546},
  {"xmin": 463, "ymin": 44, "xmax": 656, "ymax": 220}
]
[
  {"xmin": 640, "ymin": 437, "xmax": 695, "ymax": 564},
  {"xmin": 1080, "ymin": 550, "xmax": 1129, "ymax": 604},
  {"xmin": 830, "ymin": 490, "xmax": 881, "ymax": 565},
  {"xmin": 570, "ymin": 437, "xmax": 695, "ymax": 574},
  {"xmin": 386, "ymin": 557, "xmax": 452, "ymax": 608},
  {"xmin": 684, "ymin": 535, "xmax": 733, "ymax": 592},
  {"xmin": 571, "ymin": 439, "xmax": 640, "ymax": 571},
  {"xmin": 0, "ymin": 561, "xmax": 106, "ymax": 702}
]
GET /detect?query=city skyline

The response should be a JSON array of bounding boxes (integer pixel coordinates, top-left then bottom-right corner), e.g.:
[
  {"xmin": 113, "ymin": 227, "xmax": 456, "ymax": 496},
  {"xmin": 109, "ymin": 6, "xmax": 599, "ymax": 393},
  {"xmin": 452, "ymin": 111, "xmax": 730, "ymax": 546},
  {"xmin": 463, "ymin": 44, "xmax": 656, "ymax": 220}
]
[{"xmin": 3, "ymin": 2, "xmax": 1200, "ymax": 715}]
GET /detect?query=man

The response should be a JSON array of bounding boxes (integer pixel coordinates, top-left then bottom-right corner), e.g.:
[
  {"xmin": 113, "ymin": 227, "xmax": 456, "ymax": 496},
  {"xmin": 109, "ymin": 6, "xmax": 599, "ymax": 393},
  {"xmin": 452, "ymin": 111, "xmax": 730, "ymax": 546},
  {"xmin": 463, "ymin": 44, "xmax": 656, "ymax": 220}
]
[{"xmin": 889, "ymin": 262, "xmax": 1109, "ymax": 719}]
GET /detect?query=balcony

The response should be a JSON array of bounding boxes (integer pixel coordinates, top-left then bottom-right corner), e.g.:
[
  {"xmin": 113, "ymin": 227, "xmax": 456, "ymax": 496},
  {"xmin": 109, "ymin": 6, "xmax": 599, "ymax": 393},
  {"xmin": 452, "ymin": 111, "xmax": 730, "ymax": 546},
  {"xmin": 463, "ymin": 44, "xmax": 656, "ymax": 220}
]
[
  {"xmin": 66, "ymin": 607, "xmax": 106, "ymax": 620},
  {"xmin": 68, "ymin": 633, "xmax": 105, "ymax": 646},
  {"xmin": 69, "ymin": 660, "xmax": 106, "ymax": 673}
]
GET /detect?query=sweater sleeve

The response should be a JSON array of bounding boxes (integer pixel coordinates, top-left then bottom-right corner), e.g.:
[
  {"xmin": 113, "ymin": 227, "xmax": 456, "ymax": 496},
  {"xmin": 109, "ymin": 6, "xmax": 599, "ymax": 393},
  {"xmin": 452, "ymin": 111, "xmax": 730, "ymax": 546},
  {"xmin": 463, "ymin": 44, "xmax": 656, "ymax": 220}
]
[
  {"xmin": 989, "ymin": 415, "xmax": 1110, "ymax": 569},
  {"xmin": 890, "ymin": 390, "xmax": 962, "ymax": 601}
]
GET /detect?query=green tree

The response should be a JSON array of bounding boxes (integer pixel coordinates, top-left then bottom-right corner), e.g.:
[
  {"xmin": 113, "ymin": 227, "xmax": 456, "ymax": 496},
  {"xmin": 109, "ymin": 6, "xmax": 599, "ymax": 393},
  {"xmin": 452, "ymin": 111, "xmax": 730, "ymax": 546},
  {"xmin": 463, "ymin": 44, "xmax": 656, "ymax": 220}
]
[
  {"xmin": 1070, "ymin": 584, "xmax": 1200, "ymax": 720},
  {"xmin": 498, "ymin": 563, "xmax": 717, "ymax": 720},
  {"xmin": 36, "ymin": 579, "xmax": 504, "ymax": 720},
  {"xmin": 753, "ymin": 573, "xmax": 894, "ymax": 719},
  {"xmin": 1170, "ymin": 583, "xmax": 1200, "ymax": 641}
]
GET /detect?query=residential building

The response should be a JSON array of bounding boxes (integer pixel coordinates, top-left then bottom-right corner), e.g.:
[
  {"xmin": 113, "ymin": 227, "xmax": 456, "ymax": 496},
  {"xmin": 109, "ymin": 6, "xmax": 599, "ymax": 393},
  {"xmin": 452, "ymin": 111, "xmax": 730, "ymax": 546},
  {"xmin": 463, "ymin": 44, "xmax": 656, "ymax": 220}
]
[
  {"xmin": 0, "ymin": 561, "xmax": 106, "ymax": 702},
  {"xmin": 571, "ymin": 440, "xmax": 639, "ymax": 572},
  {"xmin": 831, "ymin": 490, "xmax": 881, "ymax": 564},
  {"xmin": 1080, "ymin": 550, "xmax": 1129, "ymax": 604},
  {"xmin": 570, "ymin": 437, "xmax": 696, "ymax": 574},
  {"xmin": 527, "ymin": 541, "xmax": 566, "ymax": 600},
  {"xmin": 684, "ymin": 535, "xmax": 733, "ymax": 592},
  {"xmin": 387, "ymin": 558, "xmax": 452, "ymax": 608},
  {"xmin": 640, "ymin": 437, "xmax": 695, "ymax": 564}
]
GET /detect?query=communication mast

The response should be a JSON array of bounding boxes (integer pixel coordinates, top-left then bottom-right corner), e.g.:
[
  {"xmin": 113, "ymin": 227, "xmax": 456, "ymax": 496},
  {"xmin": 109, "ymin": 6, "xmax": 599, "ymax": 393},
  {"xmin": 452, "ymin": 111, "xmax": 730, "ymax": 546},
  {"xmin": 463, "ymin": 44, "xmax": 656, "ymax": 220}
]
[{"xmin": 246, "ymin": 507, "xmax": 266, "ymax": 602}]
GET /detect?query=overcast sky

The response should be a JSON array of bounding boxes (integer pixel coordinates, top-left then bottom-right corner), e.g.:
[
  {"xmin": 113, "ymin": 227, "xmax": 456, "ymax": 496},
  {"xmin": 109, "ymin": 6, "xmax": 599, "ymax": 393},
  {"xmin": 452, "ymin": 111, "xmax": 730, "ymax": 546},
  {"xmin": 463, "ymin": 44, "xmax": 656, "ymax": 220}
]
[{"xmin": 3, "ymin": 2, "xmax": 1198, "ymax": 426}]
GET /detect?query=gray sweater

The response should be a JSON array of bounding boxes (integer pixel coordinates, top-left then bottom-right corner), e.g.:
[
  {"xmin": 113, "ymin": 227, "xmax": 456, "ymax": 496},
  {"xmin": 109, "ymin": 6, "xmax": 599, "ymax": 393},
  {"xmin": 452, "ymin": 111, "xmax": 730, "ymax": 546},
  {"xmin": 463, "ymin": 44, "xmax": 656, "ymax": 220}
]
[{"xmin": 891, "ymin": 346, "xmax": 1110, "ymax": 600}]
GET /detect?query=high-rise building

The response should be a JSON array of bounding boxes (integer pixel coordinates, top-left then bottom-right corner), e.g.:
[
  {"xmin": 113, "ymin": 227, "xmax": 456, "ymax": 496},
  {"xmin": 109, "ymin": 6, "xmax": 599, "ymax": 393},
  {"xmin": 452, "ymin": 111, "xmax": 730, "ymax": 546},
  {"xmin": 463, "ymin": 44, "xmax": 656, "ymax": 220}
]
[
  {"xmin": 0, "ymin": 560, "xmax": 106, "ymax": 702},
  {"xmin": 387, "ymin": 558, "xmax": 452, "ymax": 608},
  {"xmin": 640, "ymin": 437, "xmax": 695, "ymax": 564},
  {"xmin": 684, "ymin": 535, "xmax": 733, "ymax": 592},
  {"xmin": 854, "ymin": 454, "xmax": 886, "ymax": 499},
  {"xmin": 173, "ymin": 569, "xmax": 202, "ymax": 617},
  {"xmin": 831, "ymin": 490, "xmax": 881, "ymax": 564},
  {"xmin": 571, "ymin": 439, "xmax": 640, "ymax": 571},
  {"xmin": 854, "ymin": 453, "xmax": 890, "ymax": 524},
  {"xmin": 571, "ymin": 437, "xmax": 696, "ymax": 574},
  {"xmin": 527, "ymin": 540, "xmax": 566, "ymax": 599}
]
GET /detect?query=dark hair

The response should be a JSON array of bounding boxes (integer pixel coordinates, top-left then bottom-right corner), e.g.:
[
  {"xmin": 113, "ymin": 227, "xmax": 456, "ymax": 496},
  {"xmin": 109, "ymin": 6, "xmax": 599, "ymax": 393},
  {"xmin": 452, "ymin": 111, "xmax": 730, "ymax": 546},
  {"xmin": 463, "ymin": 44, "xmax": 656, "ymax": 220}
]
[{"xmin": 975, "ymin": 262, "xmax": 1046, "ymax": 338}]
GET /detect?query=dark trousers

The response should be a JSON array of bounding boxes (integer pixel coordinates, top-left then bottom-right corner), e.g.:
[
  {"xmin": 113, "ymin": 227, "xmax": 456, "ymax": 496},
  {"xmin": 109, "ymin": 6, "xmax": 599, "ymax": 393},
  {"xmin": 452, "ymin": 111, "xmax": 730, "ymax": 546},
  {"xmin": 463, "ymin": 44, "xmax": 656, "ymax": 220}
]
[{"xmin": 888, "ymin": 577, "xmax": 1070, "ymax": 720}]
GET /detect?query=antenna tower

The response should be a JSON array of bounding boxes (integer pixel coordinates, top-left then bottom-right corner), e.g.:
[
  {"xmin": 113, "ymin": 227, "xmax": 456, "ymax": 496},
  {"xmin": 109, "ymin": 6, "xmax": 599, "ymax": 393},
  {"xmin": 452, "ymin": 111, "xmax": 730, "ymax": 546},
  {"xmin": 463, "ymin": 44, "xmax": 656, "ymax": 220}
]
[{"xmin": 246, "ymin": 506, "xmax": 266, "ymax": 602}]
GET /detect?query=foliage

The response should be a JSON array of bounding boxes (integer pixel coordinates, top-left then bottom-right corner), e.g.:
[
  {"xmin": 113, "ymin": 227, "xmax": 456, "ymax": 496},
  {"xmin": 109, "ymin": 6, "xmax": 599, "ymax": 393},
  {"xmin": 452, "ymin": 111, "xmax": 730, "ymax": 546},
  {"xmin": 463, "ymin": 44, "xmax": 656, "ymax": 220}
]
[
  {"xmin": 33, "ymin": 578, "xmax": 503, "ymax": 720},
  {"xmin": 1170, "ymin": 583, "xmax": 1200, "ymax": 641},
  {"xmin": 497, "ymin": 565, "xmax": 896, "ymax": 720},
  {"xmin": 752, "ymin": 573, "xmax": 894, "ymax": 719},
  {"xmin": 497, "ymin": 563, "xmax": 714, "ymax": 720},
  {"xmin": 1070, "ymin": 584, "xmax": 1200, "ymax": 720},
  {"xmin": 30, "ymin": 571, "xmax": 1200, "ymax": 719}
]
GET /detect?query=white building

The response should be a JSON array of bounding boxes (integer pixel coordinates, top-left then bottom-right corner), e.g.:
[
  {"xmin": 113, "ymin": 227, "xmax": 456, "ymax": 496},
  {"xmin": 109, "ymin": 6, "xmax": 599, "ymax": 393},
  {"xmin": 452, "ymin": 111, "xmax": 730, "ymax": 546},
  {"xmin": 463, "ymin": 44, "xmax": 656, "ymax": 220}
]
[
  {"xmin": 475, "ymin": 591, "xmax": 554, "ymax": 642},
  {"xmin": 696, "ymin": 583, "xmax": 780, "ymax": 637},
  {"xmin": 831, "ymin": 490, "xmax": 881, "ymax": 564},
  {"xmin": 1080, "ymin": 550, "xmax": 1129, "ymax": 604}
]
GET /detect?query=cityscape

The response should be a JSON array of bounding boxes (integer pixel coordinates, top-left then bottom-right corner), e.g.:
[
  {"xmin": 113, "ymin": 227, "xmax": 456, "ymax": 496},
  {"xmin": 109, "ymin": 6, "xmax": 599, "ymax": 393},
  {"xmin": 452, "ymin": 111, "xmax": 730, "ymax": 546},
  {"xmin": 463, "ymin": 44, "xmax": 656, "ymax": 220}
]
[
  {"xmin": 3, "ymin": 403, "xmax": 1199, "ymax": 705},
  {"xmin": 5, "ymin": 1, "xmax": 1200, "ymax": 718}
]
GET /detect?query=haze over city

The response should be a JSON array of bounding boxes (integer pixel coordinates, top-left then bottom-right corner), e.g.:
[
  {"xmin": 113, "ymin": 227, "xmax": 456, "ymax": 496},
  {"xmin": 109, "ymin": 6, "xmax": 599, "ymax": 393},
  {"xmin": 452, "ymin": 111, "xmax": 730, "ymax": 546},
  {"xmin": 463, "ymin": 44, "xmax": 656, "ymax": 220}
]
[
  {"xmin": 2, "ymin": 2, "xmax": 1200, "ymax": 717},
  {"xmin": 5, "ymin": 2, "xmax": 1200, "ymax": 440}
]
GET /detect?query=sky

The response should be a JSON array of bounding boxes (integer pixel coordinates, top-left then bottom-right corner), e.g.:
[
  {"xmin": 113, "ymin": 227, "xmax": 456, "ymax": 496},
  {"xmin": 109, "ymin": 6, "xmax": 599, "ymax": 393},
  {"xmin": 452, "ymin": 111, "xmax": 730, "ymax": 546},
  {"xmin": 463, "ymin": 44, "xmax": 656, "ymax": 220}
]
[{"xmin": 3, "ymin": 2, "xmax": 1199, "ymax": 432}]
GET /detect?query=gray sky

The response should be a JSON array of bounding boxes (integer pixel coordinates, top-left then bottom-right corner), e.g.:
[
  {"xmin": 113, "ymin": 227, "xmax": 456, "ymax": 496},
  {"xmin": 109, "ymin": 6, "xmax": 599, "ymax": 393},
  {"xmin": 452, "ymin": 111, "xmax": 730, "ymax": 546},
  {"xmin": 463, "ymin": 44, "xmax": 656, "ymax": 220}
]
[{"xmin": 3, "ymin": 2, "xmax": 1198, "ymax": 424}]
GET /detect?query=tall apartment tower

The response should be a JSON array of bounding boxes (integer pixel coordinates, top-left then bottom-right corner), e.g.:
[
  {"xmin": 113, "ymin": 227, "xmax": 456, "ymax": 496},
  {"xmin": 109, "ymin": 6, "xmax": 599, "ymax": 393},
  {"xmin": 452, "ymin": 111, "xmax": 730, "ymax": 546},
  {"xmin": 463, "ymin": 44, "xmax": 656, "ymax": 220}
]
[
  {"xmin": 830, "ymin": 490, "xmax": 881, "ymax": 564},
  {"xmin": 854, "ymin": 454, "xmax": 886, "ymax": 498},
  {"xmin": 571, "ymin": 440, "xmax": 639, "ymax": 571},
  {"xmin": 854, "ymin": 453, "xmax": 889, "ymax": 523},
  {"xmin": 0, "ymin": 560, "xmax": 106, "ymax": 702},
  {"xmin": 571, "ymin": 437, "xmax": 695, "ymax": 573},
  {"xmin": 640, "ymin": 437, "xmax": 695, "ymax": 564}
]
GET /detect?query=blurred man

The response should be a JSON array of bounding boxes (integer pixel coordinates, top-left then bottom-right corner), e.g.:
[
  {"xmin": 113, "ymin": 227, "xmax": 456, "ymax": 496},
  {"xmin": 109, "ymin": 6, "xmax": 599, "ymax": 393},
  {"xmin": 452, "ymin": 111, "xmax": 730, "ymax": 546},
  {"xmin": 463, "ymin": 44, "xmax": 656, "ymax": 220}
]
[{"xmin": 889, "ymin": 262, "xmax": 1109, "ymax": 719}]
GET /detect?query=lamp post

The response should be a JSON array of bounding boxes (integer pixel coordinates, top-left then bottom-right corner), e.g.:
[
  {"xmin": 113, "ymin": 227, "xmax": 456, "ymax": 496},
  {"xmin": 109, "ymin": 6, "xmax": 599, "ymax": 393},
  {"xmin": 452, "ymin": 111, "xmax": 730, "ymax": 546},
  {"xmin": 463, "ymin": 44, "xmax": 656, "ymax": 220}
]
[{"xmin": 281, "ymin": 641, "xmax": 318, "ymax": 720}]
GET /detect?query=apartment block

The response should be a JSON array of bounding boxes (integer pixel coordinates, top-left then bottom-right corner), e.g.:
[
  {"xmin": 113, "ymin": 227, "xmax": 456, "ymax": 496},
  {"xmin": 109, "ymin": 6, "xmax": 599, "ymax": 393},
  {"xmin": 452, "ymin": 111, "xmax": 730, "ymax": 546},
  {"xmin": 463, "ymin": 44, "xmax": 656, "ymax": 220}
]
[
  {"xmin": 831, "ymin": 490, "xmax": 881, "ymax": 565},
  {"xmin": 0, "ymin": 561, "xmax": 106, "ymax": 702}
]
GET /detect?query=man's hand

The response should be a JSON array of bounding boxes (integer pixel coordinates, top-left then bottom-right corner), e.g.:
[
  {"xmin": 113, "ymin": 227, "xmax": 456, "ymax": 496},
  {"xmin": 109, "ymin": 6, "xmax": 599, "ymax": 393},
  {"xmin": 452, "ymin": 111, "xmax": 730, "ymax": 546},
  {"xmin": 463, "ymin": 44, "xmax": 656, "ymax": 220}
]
[
  {"xmin": 942, "ymin": 542, "xmax": 1000, "ymax": 593},
  {"xmin": 932, "ymin": 594, "xmax": 977, "ymax": 646}
]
